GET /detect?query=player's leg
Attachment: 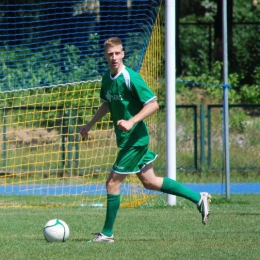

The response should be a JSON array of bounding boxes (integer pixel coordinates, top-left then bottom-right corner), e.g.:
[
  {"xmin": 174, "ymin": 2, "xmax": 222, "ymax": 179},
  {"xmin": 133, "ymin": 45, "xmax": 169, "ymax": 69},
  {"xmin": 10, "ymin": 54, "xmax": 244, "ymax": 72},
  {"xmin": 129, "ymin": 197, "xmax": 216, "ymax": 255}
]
[
  {"xmin": 137, "ymin": 163, "xmax": 201, "ymax": 202},
  {"xmin": 102, "ymin": 171, "xmax": 127, "ymax": 236},
  {"xmin": 90, "ymin": 171, "xmax": 127, "ymax": 243},
  {"xmin": 136, "ymin": 163, "xmax": 163, "ymax": 190},
  {"xmin": 137, "ymin": 163, "xmax": 211, "ymax": 224}
]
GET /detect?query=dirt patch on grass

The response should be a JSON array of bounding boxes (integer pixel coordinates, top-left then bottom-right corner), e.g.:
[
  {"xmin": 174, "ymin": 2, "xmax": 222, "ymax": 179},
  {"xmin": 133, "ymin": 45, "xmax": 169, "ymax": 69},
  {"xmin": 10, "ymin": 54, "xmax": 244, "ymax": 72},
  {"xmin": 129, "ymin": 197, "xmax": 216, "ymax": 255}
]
[{"xmin": 4, "ymin": 127, "xmax": 59, "ymax": 147}]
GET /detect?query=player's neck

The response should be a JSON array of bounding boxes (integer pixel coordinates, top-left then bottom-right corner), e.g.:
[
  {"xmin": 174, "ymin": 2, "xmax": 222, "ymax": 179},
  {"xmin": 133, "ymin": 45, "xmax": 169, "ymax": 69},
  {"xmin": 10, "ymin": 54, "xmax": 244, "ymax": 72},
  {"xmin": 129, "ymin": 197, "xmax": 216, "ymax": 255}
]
[{"xmin": 110, "ymin": 65, "xmax": 125, "ymax": 78}]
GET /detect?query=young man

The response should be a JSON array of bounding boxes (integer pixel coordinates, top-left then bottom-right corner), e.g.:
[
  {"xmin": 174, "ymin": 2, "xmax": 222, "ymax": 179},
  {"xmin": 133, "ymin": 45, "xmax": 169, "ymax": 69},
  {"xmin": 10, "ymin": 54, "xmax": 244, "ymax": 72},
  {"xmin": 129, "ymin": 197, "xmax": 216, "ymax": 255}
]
[{"xmin": 80, "ymin": 37, "xmax": 211, "ymax": 243}]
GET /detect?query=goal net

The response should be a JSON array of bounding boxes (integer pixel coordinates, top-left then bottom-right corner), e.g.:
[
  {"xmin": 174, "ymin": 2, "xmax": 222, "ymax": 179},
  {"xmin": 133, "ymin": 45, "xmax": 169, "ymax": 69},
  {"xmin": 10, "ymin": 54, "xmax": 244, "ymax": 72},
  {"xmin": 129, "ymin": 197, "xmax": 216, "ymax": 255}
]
[{"xmin": 0, "ymin": 0, "xmax": 165, "ymax": 207}]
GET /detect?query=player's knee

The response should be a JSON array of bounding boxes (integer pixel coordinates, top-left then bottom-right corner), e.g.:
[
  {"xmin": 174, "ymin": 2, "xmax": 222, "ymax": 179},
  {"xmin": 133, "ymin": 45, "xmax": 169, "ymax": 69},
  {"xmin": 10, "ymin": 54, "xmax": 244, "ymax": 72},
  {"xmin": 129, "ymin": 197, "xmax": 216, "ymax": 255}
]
[
  {"xmin": 142, "ymin": 180, "xmax": 159, "ymax": 191},
  {"xmin": 142, "ymin": 182, "xmax": 152, "ymax": 190},
  {"xmin": 141, "ymin": 176, "xmax": 162, "ymax": 191},
  {"xmin": 106, "ymin": 179, "xmax": 113, "ymax": 191},
  {"xmin": 106, "ymin": 179, "xmax": 120, "ymax": 193}
]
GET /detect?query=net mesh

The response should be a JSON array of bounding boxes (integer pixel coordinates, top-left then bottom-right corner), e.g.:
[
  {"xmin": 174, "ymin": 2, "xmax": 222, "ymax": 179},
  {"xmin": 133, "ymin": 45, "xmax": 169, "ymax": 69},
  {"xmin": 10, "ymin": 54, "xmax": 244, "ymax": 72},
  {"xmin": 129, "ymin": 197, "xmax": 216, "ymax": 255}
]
[
  {"xmin": 0, "ymin": 1, "xmax": 164, "ymax": 207},
  {"xmin": 0, "ymin": 1, "xmax": 161, "ymax": 91}
]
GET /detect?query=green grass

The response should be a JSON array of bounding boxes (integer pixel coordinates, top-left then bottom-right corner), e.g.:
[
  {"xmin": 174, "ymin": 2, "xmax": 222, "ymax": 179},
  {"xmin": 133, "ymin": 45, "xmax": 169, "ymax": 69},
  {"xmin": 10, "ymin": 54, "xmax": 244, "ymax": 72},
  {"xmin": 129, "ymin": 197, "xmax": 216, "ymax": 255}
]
[{"xmin": 1, "ymin": 195, "xmax": 260, "ymax": 260}]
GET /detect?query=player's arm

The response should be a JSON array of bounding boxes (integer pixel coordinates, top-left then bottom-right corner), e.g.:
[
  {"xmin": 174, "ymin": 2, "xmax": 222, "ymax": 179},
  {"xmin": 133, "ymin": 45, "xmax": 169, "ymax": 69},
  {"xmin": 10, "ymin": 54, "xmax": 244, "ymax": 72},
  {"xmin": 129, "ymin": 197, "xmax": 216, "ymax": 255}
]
[
  {"xmin": 117, "ymin": 100, "xmax": 159, "ymax": 132},
  {"xmin": 80, "ymin": 102, "xmax": 109, "ymax": 137}
]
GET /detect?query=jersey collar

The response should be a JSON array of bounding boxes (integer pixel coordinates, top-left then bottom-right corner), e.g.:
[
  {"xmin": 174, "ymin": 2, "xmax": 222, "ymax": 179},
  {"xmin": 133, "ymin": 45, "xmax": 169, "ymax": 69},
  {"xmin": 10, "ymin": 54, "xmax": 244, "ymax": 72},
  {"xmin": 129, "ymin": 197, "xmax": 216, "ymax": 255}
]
[{"xmin": 110, "ymin": 65, "xmax": 125, "ymax": 80}]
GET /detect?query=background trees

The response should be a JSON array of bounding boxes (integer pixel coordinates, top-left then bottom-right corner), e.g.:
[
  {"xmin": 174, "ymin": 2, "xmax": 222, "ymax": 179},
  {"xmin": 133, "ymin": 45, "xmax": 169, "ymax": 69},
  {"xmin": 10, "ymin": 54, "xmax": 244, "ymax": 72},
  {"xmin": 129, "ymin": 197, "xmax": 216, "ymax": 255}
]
[
  {"xmin": 173, "ymin": 0, "xmax": 260, "ymax": 103},
  {"xmin": 0, "ymin": 0, "xmax": 259, "ymax": 102}
]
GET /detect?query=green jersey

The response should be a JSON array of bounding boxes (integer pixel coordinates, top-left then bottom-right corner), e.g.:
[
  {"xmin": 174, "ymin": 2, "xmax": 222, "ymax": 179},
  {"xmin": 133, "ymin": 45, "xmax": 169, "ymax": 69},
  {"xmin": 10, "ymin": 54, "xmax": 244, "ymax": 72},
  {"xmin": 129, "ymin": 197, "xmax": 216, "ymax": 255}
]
[{"xmin": 100, "ymin": 66, "xmax": 157, "ymax": 148}]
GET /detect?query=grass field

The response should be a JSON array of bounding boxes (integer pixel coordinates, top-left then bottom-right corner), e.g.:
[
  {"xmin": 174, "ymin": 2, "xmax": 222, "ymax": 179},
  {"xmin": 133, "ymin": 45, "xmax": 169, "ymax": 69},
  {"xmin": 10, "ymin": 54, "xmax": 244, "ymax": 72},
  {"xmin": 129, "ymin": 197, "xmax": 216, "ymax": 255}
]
[{"xmin": 1, "ymin": 194, "xmax": 259, "ymax": 260}]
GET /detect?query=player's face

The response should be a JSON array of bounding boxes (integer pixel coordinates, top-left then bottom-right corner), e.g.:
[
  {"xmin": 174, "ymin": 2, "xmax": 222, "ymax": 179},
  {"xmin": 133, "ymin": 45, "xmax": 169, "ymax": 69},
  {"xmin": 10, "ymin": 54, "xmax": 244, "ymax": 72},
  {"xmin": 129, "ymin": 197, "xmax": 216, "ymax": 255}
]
[{"xmin": 105, "ymin": 45, "xmax": 124, "ymax": 75}]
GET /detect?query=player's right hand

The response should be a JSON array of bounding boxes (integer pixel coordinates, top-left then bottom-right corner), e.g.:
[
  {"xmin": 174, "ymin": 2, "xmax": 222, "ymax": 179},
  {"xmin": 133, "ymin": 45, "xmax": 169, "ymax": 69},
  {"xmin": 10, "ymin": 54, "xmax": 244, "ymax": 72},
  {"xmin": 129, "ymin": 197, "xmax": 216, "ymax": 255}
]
[
  {"xmin": 117, "ymin": 119, "xmax": 135, "ymax": 132},
  {"xmin": 79, "ymin": 125, "xmax": 90, "ymax": 138}
]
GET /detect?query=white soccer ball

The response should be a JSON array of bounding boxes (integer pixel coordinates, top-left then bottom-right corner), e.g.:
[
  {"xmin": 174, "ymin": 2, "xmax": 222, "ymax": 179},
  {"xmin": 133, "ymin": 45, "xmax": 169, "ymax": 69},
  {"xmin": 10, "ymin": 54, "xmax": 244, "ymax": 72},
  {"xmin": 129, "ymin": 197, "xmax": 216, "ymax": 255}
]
[{"xmin": 43, "ymin": 219, "xmax": 70, "ymax": 242}]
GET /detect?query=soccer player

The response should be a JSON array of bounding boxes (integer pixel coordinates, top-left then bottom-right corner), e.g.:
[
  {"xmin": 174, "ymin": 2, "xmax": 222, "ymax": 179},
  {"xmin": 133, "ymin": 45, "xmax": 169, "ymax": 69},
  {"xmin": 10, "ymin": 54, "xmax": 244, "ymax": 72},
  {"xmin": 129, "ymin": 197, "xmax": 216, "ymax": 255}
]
[{"xmin": 80, "ymin": 37, "xmax": 211, "ymax": 243}]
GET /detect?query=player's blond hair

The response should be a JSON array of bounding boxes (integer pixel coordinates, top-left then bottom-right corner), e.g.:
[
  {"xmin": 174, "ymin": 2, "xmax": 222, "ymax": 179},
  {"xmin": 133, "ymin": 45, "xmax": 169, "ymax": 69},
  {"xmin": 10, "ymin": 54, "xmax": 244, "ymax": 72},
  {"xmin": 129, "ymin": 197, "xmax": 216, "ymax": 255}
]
[{"xmin": 104, "ymin": 37, "xmax": 123, "ymax": 50}]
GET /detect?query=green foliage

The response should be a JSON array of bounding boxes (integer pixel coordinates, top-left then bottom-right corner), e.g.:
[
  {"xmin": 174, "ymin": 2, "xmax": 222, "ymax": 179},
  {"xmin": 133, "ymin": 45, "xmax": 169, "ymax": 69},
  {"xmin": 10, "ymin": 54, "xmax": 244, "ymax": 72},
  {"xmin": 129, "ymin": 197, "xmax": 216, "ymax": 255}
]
[
  {"xmin": 233, "ymin": 0, "xmax": 260, "ymax": 22},
  {"xmin": 0, "ymin": 37, "xmax": 101, "ymax": 91},
  {"xmin": 180, "ymin": 0, "xmax": 217, "ymax": 23},
  {"xmin": 179, "ymin": 23, "xmax": 212, "ymax": 76},
  {"xmin": 201, "ymin": 0, "xmax": 217, "ymax": 22},
  {"xmin": 232, "ymin": 23, "xmax": 260, "ymax": 84},
  {"xmin": 177, "ymin": 60, "xmax": 260, "ymax": 105},
  {"xmin": 0, "ymin": 0, "xmax": 259, "ymax": 106},
  {"xmin": 239, "ymin": 66, "xmax": 260, "ymax": 104},
  {"xmin": 229, "ymin": 109, "xmax": 247, "ymax": 133},
  {"xmin": 177, "ymin": 0, "xmax": 260, "ymax": 97}
]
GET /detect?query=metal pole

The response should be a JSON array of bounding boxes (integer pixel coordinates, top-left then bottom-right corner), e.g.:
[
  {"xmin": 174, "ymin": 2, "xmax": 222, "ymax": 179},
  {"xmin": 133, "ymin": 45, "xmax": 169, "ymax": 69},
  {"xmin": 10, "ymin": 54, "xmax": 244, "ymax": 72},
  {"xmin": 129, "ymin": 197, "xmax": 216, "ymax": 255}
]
[
  {"xmin": 207, "ymin": 106, "xmax": 212, "ymax": 169},
  {"xmin": 194, "ymin": 106, "xmax": 198, "ymax": 171},
  {"xmin": 166, "ymin": 0, "xmax": 176, "ymax": 205},
  {"xmin": 2, "ymin": 109, "xmax": 7, "ymax": 169},
  {"xmin": 222, "ymin": 0, "xmax": 230, "ymax": 199},
  {"xmin": 68, "ymin": 108, "xmax": 74, "ymax": 177},
  {"xmin": 200, "ymin": 105, "xmax": 205, "ymax": 173}
]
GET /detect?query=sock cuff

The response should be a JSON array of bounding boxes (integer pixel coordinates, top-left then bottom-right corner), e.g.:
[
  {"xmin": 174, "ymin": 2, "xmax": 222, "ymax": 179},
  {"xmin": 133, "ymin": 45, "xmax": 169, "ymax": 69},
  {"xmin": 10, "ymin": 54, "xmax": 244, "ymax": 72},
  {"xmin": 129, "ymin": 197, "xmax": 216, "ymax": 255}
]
[
  {"xmin": 160, "ymin": 177, "xmax": 170, "ymax": 192},
  {"xmin": 107, "ymin": 193, "xmax": 120, "ymax": 198},
  {"xmin": 107, "ymin": 193, "xmax": 120, "ymax": 202}
]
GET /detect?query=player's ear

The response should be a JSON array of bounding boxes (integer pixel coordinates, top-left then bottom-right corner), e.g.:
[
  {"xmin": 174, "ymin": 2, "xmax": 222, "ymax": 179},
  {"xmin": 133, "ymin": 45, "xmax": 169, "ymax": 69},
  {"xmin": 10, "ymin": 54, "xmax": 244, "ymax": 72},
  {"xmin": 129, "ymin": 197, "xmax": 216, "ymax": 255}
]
[{"xmin": 122, "ymin": 51, "xmax": 125, "ymax": 58}]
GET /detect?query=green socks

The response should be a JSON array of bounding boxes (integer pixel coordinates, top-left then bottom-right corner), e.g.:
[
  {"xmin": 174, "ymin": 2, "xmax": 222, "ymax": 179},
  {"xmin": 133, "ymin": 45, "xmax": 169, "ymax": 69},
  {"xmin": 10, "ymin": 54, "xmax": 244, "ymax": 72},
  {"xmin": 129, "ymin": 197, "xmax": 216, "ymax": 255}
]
[
  {"xmin": 101, "ymin": 193, "xmax": 120, "ymax": 237},
  {"xmin": 160, "ymin": 177, "xmax": 201, "ymax": 204}
]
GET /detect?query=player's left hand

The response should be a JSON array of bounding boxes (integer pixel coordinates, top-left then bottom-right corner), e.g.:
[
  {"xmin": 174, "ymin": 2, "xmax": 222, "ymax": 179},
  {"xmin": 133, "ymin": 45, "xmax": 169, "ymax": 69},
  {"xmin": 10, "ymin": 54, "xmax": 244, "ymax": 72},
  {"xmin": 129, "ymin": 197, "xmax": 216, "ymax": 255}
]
[{"xmin": 117, "ymin": 119, "xmax": 135, "ymax": 132}]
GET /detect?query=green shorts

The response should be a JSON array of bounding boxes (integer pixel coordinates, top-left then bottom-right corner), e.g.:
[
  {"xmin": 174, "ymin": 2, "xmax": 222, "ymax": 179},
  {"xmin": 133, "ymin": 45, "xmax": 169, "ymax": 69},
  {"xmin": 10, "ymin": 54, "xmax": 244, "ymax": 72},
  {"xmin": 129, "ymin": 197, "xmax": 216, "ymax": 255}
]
[{"xmin": 112, "ymin": 145, "xmax": 158, "ymax": 174}]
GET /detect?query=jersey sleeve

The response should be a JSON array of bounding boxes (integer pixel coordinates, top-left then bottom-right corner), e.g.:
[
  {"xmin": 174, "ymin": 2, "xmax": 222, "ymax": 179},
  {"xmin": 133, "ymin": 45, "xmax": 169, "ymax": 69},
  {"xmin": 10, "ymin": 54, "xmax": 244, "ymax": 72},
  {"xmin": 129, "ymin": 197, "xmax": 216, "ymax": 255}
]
[{"xmin": 130, "ymin": 72, "xmax": 157, "ymax": 105}]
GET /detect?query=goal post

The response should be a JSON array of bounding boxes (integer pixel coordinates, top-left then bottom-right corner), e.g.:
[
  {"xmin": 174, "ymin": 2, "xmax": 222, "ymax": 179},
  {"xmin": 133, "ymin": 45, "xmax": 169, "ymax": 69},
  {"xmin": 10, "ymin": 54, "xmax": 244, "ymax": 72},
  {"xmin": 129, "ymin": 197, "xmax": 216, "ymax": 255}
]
[{"xmin": 165, "ymin": 0, "xmax": 177, "ymax": 206}]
